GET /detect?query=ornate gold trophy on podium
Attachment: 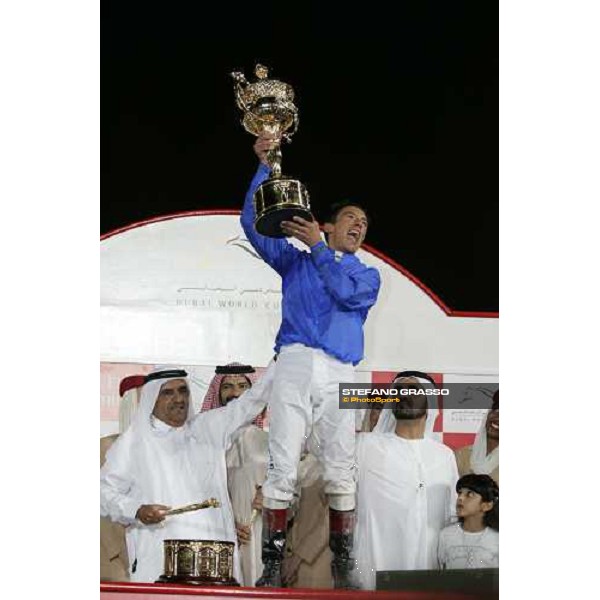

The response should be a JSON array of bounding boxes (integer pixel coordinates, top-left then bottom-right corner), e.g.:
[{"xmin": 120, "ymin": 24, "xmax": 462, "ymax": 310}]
[
  {"xmin": 231, "ymin": 64, "xmax": 311, "ymax": 238},
  {"xmin": 156, "ymin": 498, "xmax": 240, "ymax": 586}
]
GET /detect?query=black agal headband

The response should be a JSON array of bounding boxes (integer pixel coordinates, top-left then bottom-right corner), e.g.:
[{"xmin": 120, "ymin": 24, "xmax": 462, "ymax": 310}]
[
  {"xmin": 215, "ymin": 365, "xmax": 255, "ymax": 375},
  {"xmin": 144, "ymin": 369, "xmax": 188, "ymax": 384}
]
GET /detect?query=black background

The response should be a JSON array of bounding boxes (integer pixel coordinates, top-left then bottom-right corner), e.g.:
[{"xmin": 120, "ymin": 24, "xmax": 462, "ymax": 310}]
[{"xmin": 101, "ymin": 1, "xmax": 498, "ymax": 312}]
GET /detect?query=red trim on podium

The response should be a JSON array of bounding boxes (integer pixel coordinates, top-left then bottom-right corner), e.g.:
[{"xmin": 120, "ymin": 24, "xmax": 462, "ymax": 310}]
[
  {"xmin": 361, "ymin": 245, "xmax": 498, "ymax": 319},
  {"xmin": 100, "ymin": 581, "xmax": 480, "ymax": 599},
  {"xmin": 101, "ymin": 210, "xmax": 498, "ymax": 319},
  {"xmin": 101, "ymin": 211, "xmax": 241, "ymax": 241}
]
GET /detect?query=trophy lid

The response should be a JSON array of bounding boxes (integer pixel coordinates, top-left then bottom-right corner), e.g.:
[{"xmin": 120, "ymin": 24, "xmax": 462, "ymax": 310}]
[{"xmin": 231, "ymin": 64, "xmax": 295, "ymax": 111}]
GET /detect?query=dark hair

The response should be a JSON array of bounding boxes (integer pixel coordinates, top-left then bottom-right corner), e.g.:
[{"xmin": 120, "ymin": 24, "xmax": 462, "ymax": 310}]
[
  {"xmin": 456, "ymin": 474, "xmax": 499, "ymax": 531},
  {"xmin": 491, "ymin": 389, "xmax": 499, "ymax": 411},
  {"xmin": 325, "ymin": 200, "xmax": 371, "ymax": 226}
]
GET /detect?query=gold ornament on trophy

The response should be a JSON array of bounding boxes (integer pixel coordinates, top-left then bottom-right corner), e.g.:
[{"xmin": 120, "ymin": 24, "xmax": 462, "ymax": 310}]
[{"xmin": 231, "ymin": 64, "xmax": 311, "ymax": 238}]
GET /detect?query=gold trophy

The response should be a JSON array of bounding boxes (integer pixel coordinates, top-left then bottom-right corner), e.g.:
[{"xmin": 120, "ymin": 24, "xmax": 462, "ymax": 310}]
[
  {"xmin": 158, "ymin": 539, "xmax": 238, "ymax": 586},
  {"xmin": 231, "ymin": 64, "xmax": 311, "ymax": 238},
  {"xmin": 156, "ymin": 498, "xmax": 239, "ymax": 586}
]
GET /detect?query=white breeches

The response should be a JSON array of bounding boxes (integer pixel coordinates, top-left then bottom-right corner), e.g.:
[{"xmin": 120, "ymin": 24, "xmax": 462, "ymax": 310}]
[{"xmin": 262, "ymin": 344, "xmax": 356, "ymax": 511}]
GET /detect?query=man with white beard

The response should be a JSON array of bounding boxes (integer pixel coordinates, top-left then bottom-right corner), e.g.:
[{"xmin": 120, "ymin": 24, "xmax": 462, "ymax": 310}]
[
  {"xmin": 353, "ymin": 374, "xmax": 459, "ymax": 590},
  {"xmin": 100, "ymin": 365, "xmax": 273, "ymax": 583}
]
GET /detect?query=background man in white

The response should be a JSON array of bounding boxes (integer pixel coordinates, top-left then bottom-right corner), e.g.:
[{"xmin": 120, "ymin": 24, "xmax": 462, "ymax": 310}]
[
  {"xmin": 455, "ymin": 390, "xmax": 499, "ymax": 484},
  {"xmin": 100, "ymin": 374, "xmax": 145, "ymax": 581},
  {"xmin": 353, "ymin": 379, "xmax": 459, "ymax": 590},
  {"xmin": 200, "ymin": 363, "xmax": 267, "ymax": 587}
]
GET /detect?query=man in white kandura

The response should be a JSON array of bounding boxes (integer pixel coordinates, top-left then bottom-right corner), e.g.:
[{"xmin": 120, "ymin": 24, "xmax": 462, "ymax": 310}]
[
  {"xmin": 354, "ymin": 372, "xmax": 459, "ymax": 590},
  {"xmin": 200, "ymin": 362, "xmax": 267, "ymax": 587},
  {"xmin": 100, "ymin": 365, "xmax": 273, "ymax": 583}
]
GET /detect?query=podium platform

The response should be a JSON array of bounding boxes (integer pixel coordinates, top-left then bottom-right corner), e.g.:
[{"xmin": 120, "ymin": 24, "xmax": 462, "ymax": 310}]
[{"xmin": 101, "ymin": 582, "xmax": 491, "ymax": 600}]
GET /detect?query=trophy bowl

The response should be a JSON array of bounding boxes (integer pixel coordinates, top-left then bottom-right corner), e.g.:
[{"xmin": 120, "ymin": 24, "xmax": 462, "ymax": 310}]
[
  {"xmin": 232, "ymin": 65, "xmax": 312, "ymax": 238},
  {"xmin": 254, "ymin": 176, "xmax": 311, "ymax": 238},
  {"xmin": 156, "ymin": 539, "xmax": 239, "ymax": 586}
]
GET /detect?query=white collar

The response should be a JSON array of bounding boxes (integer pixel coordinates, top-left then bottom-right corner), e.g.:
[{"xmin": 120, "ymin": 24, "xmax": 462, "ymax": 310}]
[{"xmin": 150, "ymin": 415, "xmax": 179, "ymax": 432}]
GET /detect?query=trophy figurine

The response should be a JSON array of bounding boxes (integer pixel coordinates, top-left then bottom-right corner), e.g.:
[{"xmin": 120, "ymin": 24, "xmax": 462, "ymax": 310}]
[{"xmin": 231, "ymin": 64, "xmax": 311, "ymax": 238}]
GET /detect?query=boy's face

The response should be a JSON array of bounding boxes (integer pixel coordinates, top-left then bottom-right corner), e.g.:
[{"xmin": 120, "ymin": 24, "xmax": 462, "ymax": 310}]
[{"xmin": 456, "ymin": 488, "xmax": 493, "ymax": 519}]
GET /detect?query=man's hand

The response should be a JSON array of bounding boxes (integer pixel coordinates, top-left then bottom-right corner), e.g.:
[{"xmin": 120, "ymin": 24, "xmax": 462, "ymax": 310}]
[
  {"xmin": 280, "ymin": 216, "xmax": 322, "ymax": 248},
  {"xmin": 254, "ymin": 134, "xmax": 280, "ymax": 166},
  {"xmin": 236, "ymin": 521, "xmax": 252, "ymax": 546},
  {"xmin": 281, "ymin": 555, "xmax": 302, "ymax": 586},
  {"xmin": 135, "ymin": 504, "xmax": 171, "ymax": 526},
  {"xmin": 252, "ymin": 485, "xmax": 263, "ymax": 512}
]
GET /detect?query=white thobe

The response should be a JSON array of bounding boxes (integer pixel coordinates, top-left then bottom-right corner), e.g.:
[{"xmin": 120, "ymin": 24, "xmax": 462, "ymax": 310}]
[
  {"xmin": 226, "ymin": 424, "xmax": 269, "ymax": 587},
  {"xmin": 353, "ymin": 432, "xmax": 459, "ymax": 590},
  {"xmin": 100, "ymin": 376, "xmax": 271, "ymax": 583}
]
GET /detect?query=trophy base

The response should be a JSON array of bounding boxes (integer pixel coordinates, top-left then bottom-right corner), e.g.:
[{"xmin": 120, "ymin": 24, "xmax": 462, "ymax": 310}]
[
  {"xmin": 254, "ymin": 177, "xmax": 311, "ymax": 238},
  {"xmin": 156, "ymin": 575, "xmax": 240, "ymax": 587}
]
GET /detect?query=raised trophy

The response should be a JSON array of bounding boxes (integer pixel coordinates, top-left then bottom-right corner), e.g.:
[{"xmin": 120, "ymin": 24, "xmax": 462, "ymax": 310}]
[{"xmin": 231, "ymin": 64, "xmax": 311, "ymax": 238}]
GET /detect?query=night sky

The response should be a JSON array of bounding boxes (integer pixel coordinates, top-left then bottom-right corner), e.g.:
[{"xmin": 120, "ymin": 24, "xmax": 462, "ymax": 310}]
[{"xmin": 101, "ymin": 1, "xmax": 498, "ymax": 313}]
